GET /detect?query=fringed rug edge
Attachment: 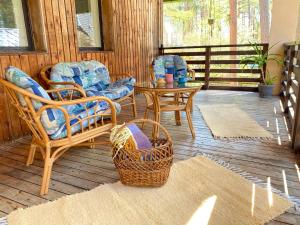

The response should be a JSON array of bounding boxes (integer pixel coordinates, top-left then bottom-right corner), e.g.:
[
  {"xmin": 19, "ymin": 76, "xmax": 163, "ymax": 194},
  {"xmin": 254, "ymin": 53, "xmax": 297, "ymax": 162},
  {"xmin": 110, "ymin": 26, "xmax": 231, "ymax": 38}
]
[{"xmin": 200, "ymin": 153, "xmax": 300, "ymax": 208}]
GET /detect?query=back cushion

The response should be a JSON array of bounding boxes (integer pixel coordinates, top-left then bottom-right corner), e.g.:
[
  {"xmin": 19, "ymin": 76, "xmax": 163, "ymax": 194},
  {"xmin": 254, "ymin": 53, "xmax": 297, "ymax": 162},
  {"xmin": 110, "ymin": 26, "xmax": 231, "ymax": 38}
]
[
  {"xmin": 153, "ymin": 56, "xmax": 166, "ymax": 79},
  {"xmin": 153, "ymin": 55, "xmax": 188, "ymax": 81},
  {"xmin": 153, "ymin": 55, "xmax": 176, "ymax": 79},
  {"xmin": 163, "ymin": 55, "xmax": 176, "ymax": 75},
  {"xmin": 5, "ymin": 66, "xmax": 65, "ymax": 136},
  {"xmin": 173, "ymin": 55, "xmax": 188, "ymax": 79},
  {"xmin": 50, "ymin": 60, "xmax": 111, "ymax": 89},
  {"xmin": 5, "ymin": 66, "xmax": 51, "ymax": 108}
]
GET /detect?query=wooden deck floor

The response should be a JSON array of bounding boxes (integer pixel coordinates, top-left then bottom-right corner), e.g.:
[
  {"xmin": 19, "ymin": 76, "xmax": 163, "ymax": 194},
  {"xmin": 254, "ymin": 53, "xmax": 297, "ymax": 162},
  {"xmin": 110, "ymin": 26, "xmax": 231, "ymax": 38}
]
[{"xmin": 1, "ymin": 90, "xmax": 300, "ymax": 224}]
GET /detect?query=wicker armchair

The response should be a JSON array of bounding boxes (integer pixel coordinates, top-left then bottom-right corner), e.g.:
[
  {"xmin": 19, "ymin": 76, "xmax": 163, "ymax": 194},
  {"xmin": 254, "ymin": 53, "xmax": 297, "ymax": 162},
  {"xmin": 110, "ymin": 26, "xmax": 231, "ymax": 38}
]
[
  {"xmin": 147, "ymin": 55, "xmax": 196, "ymax": 112},
  {"xmin": 0, "ymin": 69, "xmax": 117, "ymax": 195},
  {"xmin": 150, "ymin": 55, "xmax": 195, "ymax": 81},
  {"xmin": 40, "ymin": 61, "xmax": 137, "ymax": 117}
]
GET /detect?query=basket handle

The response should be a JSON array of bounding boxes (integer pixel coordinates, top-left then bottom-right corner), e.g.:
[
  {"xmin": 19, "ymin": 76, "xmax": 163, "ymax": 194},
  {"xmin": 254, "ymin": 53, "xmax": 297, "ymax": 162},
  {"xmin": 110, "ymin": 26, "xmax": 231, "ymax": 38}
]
[{"xmin": 113, "ymin": 118, "xmax": 172, "ymax": 143}]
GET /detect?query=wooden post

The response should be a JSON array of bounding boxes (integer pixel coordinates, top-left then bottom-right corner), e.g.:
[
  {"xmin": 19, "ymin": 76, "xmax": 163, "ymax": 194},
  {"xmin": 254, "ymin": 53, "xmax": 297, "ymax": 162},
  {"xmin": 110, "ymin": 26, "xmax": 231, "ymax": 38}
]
[
  {"xmin": 262, "ymin": 43, "xmax": 269, "ymax": 83},
  {"xmin": 286, "ymin": 45, "xmax": 296, "ymax": 112},
  {"xmin": 291, "ymin": 45, "xmax": 300, "ymax": 153},
  {"xmin": 159, "ymin": 44, "xmax": 164, "ymax": 55},
  {"xmin": 204, "ymin": 47, "xmax": 211, "ymax": 89}
]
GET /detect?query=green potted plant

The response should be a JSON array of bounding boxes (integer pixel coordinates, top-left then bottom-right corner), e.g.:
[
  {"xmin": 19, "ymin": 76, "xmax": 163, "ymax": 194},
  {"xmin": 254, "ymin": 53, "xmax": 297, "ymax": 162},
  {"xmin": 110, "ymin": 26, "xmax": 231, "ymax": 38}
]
[{"xmin": 241, "ymin": 42, "xmax": 282, "ymax": 98}]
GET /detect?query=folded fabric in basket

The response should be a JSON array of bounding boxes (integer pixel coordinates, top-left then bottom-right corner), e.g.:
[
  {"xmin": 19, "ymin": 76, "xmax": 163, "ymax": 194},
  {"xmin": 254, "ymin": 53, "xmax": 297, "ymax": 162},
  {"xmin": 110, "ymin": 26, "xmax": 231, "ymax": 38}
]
[
  {"xmin": 110, "ymin": 123, "xmax": 152, "ymax": 160},
  {"xmin": 126, "ymin": 124, "xmax": 152, "ymax": 150}
]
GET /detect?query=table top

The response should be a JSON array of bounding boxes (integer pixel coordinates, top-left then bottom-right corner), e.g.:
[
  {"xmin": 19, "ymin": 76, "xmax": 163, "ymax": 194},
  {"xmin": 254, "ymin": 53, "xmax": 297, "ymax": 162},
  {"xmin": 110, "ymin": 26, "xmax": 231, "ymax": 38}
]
[{"xmin": 134, "ymin": 81, "xmax": 202, "ymax": 91}]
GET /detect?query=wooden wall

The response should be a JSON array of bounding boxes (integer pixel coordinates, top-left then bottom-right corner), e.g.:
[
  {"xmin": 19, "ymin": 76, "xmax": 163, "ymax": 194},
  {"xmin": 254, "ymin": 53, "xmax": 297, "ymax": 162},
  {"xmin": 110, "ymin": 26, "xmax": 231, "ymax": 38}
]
[{"xmin": 0, "ymin": 0, "xmax": 162, "ymax": 142}]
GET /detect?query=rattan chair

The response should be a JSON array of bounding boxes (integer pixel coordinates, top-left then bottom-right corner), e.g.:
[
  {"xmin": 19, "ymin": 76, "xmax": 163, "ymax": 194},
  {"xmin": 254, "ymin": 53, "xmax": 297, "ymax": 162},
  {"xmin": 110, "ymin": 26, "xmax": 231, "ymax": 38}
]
[
  {"xmin": 147, "ymin": 56, "xmax": 196, "ymax": 113},
  {"xmin": 40, "ymin": 65, "xmax": 137, "ymax": 117},
  {"xmin": 150, "ymin": 55, "xmax": 195, "ymax": 81},
  {"xmin": 0, "ymin": 78, "xmax": 117, "ymax": 195}
]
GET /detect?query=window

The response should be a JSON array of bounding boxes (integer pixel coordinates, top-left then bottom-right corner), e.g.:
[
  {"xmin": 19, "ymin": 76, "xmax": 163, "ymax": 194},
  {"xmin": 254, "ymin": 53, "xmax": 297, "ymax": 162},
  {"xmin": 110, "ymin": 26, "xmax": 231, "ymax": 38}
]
[
  {"xmin": 0, "ymin": 0, "xmax": 33, "ymax": 51},
  {"xmin": 75, "ymin": 0, "xmax": 103, "ymax": 51}
]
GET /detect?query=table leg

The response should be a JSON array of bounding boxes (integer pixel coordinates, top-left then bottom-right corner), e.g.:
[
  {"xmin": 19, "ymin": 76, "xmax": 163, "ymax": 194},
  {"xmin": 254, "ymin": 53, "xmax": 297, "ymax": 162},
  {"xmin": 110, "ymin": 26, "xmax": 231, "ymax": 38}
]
[
  {"xmin": 152, "ymin": 93, "xmax": 160, "ymax": 139},
  {"xmin": 174, "ymin": 93, "xmax": 181, "ymax": 126},
  {"xmin": 186, "ymin": 110, "xmax": 195, "ymax": 138},
  {"xmin": 186, "ymin": 91, "xmax": 197, "ymax": 138}
]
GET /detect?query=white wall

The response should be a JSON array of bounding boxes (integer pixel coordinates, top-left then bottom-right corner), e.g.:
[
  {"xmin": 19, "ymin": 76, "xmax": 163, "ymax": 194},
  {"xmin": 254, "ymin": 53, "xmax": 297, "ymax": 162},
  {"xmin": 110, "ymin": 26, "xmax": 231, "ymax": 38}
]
[{"xmin": 267, "ymin": 0, "xmax": 300, "ymax": 94}]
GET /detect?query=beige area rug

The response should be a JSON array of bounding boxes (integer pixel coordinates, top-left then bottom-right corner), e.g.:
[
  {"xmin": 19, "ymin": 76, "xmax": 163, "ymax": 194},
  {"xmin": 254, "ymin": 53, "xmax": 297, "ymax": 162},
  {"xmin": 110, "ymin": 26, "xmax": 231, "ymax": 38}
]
[
  {"xmin": 198, "ymin": 104, "xmax": 273, "ymax": 139},
  {"xmin": 4, "ymin": 156, "xmax": 292, "ymax": 225}
]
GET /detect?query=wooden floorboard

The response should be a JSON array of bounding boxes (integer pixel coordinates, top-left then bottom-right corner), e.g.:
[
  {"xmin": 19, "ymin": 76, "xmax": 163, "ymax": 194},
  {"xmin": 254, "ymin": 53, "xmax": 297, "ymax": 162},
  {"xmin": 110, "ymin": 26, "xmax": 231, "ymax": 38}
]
[{"xmin": 1, "ymin": 90, "xmax": 300, "ymax": 225}]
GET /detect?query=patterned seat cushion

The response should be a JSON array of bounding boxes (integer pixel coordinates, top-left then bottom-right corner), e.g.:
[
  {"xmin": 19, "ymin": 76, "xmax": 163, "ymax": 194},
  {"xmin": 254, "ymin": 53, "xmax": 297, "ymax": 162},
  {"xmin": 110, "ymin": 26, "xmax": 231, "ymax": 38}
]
[
  {"xmin": 5, "ymin": 66, "xmax": 120, "ymax": 140},
  {"xmin": 153, "ymin": 55, "xmax": 188, "ymax": 81},
  {"xmin": 85, "ymin": 77, "xmax": 135, "ymax": 100},
  {"xmin": 50, "ymin": 61, "xmax": 136, "ymax": 100},
  {"xmin": 50, "ymin": 101, "xmax": 121, "ymax": 140}
]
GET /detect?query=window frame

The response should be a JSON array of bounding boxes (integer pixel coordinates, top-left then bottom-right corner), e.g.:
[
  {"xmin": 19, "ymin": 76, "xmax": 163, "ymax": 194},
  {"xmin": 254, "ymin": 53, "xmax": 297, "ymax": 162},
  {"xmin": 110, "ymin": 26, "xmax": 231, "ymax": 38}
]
[
  {"xmin": 76, "ymin": 0, "xmax": 104, "ymax": 52},
  {"xmin": 0, "ymin": 0, "xmax": 34, "ymax": 52}
]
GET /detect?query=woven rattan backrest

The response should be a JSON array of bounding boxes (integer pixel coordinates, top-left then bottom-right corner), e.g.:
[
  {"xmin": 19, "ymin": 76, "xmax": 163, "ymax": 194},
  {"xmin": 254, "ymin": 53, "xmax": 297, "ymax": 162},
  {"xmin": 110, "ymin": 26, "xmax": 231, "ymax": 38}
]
[{"xmin": 0, "ymin": 79, "xmax": 50, "ymax": 143}]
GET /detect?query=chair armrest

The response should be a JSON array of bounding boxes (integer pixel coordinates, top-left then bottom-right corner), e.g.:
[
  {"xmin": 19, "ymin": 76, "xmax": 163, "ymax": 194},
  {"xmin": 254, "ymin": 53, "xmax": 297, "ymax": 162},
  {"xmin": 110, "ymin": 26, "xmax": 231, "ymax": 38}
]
[
  {"xmin": 47, "ymin": 81, "xmax": 83, "ymax": 89},
  {"xmin": 46, "ymin": 87, "xmax": 87, "ymax": 100},
  {"xmin": 110, "ymin": 73, "xmax": 132, "ymax": 82},
  {"xmin": 187, "ymin": 67, "xmax": 196, "ymax": 80},
  {"xmin": 37, "ymin": 96, "xmax": 117, "ymax": 139}
]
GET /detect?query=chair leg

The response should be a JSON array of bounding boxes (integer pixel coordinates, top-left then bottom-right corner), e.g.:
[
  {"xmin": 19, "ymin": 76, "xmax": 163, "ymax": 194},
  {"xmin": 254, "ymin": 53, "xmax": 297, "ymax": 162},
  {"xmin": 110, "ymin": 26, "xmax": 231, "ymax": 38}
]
[
  {"xmin": 27, "ymin": 141, "xmax": 37, "ymax": 166},
  {"xmin": 186, "ymin": 110, "xmax": 195, "ymax": 138},
  {"xmin": 40, "ymin": 146, "xmax": 53, "ymax": 195},
  {"xmin": 89, "ymin": 138, "xmax": 95, "ymax": 149},
  {"xmin": 141, "ymin": 108, "xmax": 149, "ymax": 129},
  {"xmin": 132, "ymin": 94, "xmax": 137, "ymax": 118},
  {"xmin": 153, "ymin": 110, "xmax": 161, "ymax": 139}
]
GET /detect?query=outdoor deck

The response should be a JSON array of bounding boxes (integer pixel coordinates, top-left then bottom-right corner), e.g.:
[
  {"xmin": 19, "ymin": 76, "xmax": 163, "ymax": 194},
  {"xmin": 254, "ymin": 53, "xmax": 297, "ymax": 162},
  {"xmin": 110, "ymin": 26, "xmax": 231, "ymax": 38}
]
[{"xmin": 0, "ymin": 90, "xmax": 300, "ymax": 224}]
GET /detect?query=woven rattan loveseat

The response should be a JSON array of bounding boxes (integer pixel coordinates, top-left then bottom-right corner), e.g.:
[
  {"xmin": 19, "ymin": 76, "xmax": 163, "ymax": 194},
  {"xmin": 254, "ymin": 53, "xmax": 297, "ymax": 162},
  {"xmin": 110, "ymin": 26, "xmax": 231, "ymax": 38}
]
[
  {"xmin": 40, "ymin": 60, "xmax": 137, "ymax": 117},
  {"xmin": 1, "ymin": 66, "xmax": 118, "ymax": 195}
]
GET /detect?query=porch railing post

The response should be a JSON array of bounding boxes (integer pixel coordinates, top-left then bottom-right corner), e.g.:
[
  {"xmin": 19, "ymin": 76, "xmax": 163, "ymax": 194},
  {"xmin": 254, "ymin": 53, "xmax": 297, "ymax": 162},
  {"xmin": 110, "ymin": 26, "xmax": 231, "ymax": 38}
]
[
  {"xmin": 262, "ymin": 43, "xmax": 269, "ymax": 82},
  {"xmin": 204, "ymin": 47, "xmax": 211, "ymax": 90},
  {"xmin": 291, "ymin": 45, "xmax": 300, "ymax": 152},
  {"xmin": 159, "ymin": 44, "xmax": 164, "ymax": 55}
]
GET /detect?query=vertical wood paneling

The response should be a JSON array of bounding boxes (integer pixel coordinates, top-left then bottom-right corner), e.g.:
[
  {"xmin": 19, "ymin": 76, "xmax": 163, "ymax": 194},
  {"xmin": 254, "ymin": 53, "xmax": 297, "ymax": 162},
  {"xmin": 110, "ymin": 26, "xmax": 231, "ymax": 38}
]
[{"xmin": 0, "ymin": 0, "xmax": 161, "ymax": 142}]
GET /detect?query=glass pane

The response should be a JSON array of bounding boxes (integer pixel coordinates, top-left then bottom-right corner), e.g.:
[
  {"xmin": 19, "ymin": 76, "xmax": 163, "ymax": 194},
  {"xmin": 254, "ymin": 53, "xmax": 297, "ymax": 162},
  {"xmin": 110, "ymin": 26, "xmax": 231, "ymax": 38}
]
[
  {"xmin": 75, "ymin": 0, "xmax": 102, "ymax": 48},
  {"xmin": 0, "ymin": 0, "xmax": 29, "ymax": 47}
]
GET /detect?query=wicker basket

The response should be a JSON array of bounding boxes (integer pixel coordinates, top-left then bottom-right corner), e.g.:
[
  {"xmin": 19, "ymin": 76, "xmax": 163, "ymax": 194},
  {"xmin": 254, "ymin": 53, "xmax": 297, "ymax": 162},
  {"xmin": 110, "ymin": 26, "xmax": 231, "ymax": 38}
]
[{"xmin": 111, "ymin": 119, "xmax": 173, "ymax": 187}]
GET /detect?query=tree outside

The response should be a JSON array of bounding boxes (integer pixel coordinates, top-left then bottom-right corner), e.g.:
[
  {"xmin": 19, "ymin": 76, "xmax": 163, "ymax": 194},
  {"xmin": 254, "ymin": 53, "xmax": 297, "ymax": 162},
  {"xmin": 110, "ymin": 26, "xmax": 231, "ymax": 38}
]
[{"xmin": 163, "ymin": 0, "xmax": 272, "ymax": 47}]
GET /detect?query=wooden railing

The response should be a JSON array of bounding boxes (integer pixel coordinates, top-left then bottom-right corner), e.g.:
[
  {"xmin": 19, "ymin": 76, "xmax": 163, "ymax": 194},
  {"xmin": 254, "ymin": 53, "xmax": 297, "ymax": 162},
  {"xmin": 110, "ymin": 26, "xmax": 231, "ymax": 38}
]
[
  {"xmin": 159, "ymin": 43, "xmax": 269, "ymax": 91},
  {"xmin": 281, "ymin": 42, "xmax": 300, "ymax": 152}
]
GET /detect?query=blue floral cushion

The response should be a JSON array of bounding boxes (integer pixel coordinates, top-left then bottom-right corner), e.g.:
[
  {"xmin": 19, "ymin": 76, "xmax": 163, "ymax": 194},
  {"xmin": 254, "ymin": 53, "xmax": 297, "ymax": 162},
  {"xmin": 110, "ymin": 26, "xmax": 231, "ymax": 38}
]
[
  {"xmin": 5, "ymin": 66, "xmax": 51, "ymax": 107},
  {"xmin": 85, "ymin": 78, "xmax": 135, "ymax": 100},
  {"xmin": 50, "ymin": 101, "xmax": 121, "ymax": 140},
  {"xmin": 153, "ymin": 55, "xmax": 188, "ymax": 81},
  {"xmin": 50, "ymin": 61, "xmax": 136, "ymax": 101},
  {"xmin": 50, "ymin": 60, "xmax": 111, "ymax": 89},
  {"xmin": 5, "ymin": 66, "xmax": 120, "ymax": 140}
]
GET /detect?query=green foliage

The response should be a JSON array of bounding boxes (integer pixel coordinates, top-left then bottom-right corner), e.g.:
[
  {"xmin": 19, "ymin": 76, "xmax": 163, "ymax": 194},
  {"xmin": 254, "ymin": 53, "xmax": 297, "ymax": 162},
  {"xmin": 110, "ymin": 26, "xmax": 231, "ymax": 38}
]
[
  {"xmin": 163, "ymin": 0, "xmax": 272, "ymax": 46},
  {"xmin": 240, "ymin": 42, "xmax": 282, "ymax": 85},
  {"xmin": 0, "ymin": 0, "xmax": 16, "ymax": 28}
]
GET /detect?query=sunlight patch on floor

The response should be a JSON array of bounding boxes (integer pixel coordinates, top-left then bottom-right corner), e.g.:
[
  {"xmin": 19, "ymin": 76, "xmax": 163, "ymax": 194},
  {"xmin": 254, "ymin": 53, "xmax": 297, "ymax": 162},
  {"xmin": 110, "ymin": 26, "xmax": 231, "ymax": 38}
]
[
  {"xmin": 251, "ymin": 184, "xmax": 256, "ymax": 216},
  {"xmin": 277, "ymin": 136, "xmax": 282, "ymax": 146},
  {"xmin": 279, "ymin": 100, "xmax": 284, "ymax": 112},
  {"xmin": 283, "ymin": 116, "xmax": 291, "ymax": 141},
  {"xmin": 275, "ymin": 118, "xmax": 279, "ymax": 134},
  {"xmin": 186, "ymin": 195, "xmax": 217, "ymax": 225},
  {"xmin": 282, "ymin": 170, "xmax": 289, "ymax": 196},
  {"xmin": 295, "ymin": 164, "xmax": 300, "ymax": 183},
  {"xmin": 267, "ymin": 177, "xmax": 273, "ymax": 207}
]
